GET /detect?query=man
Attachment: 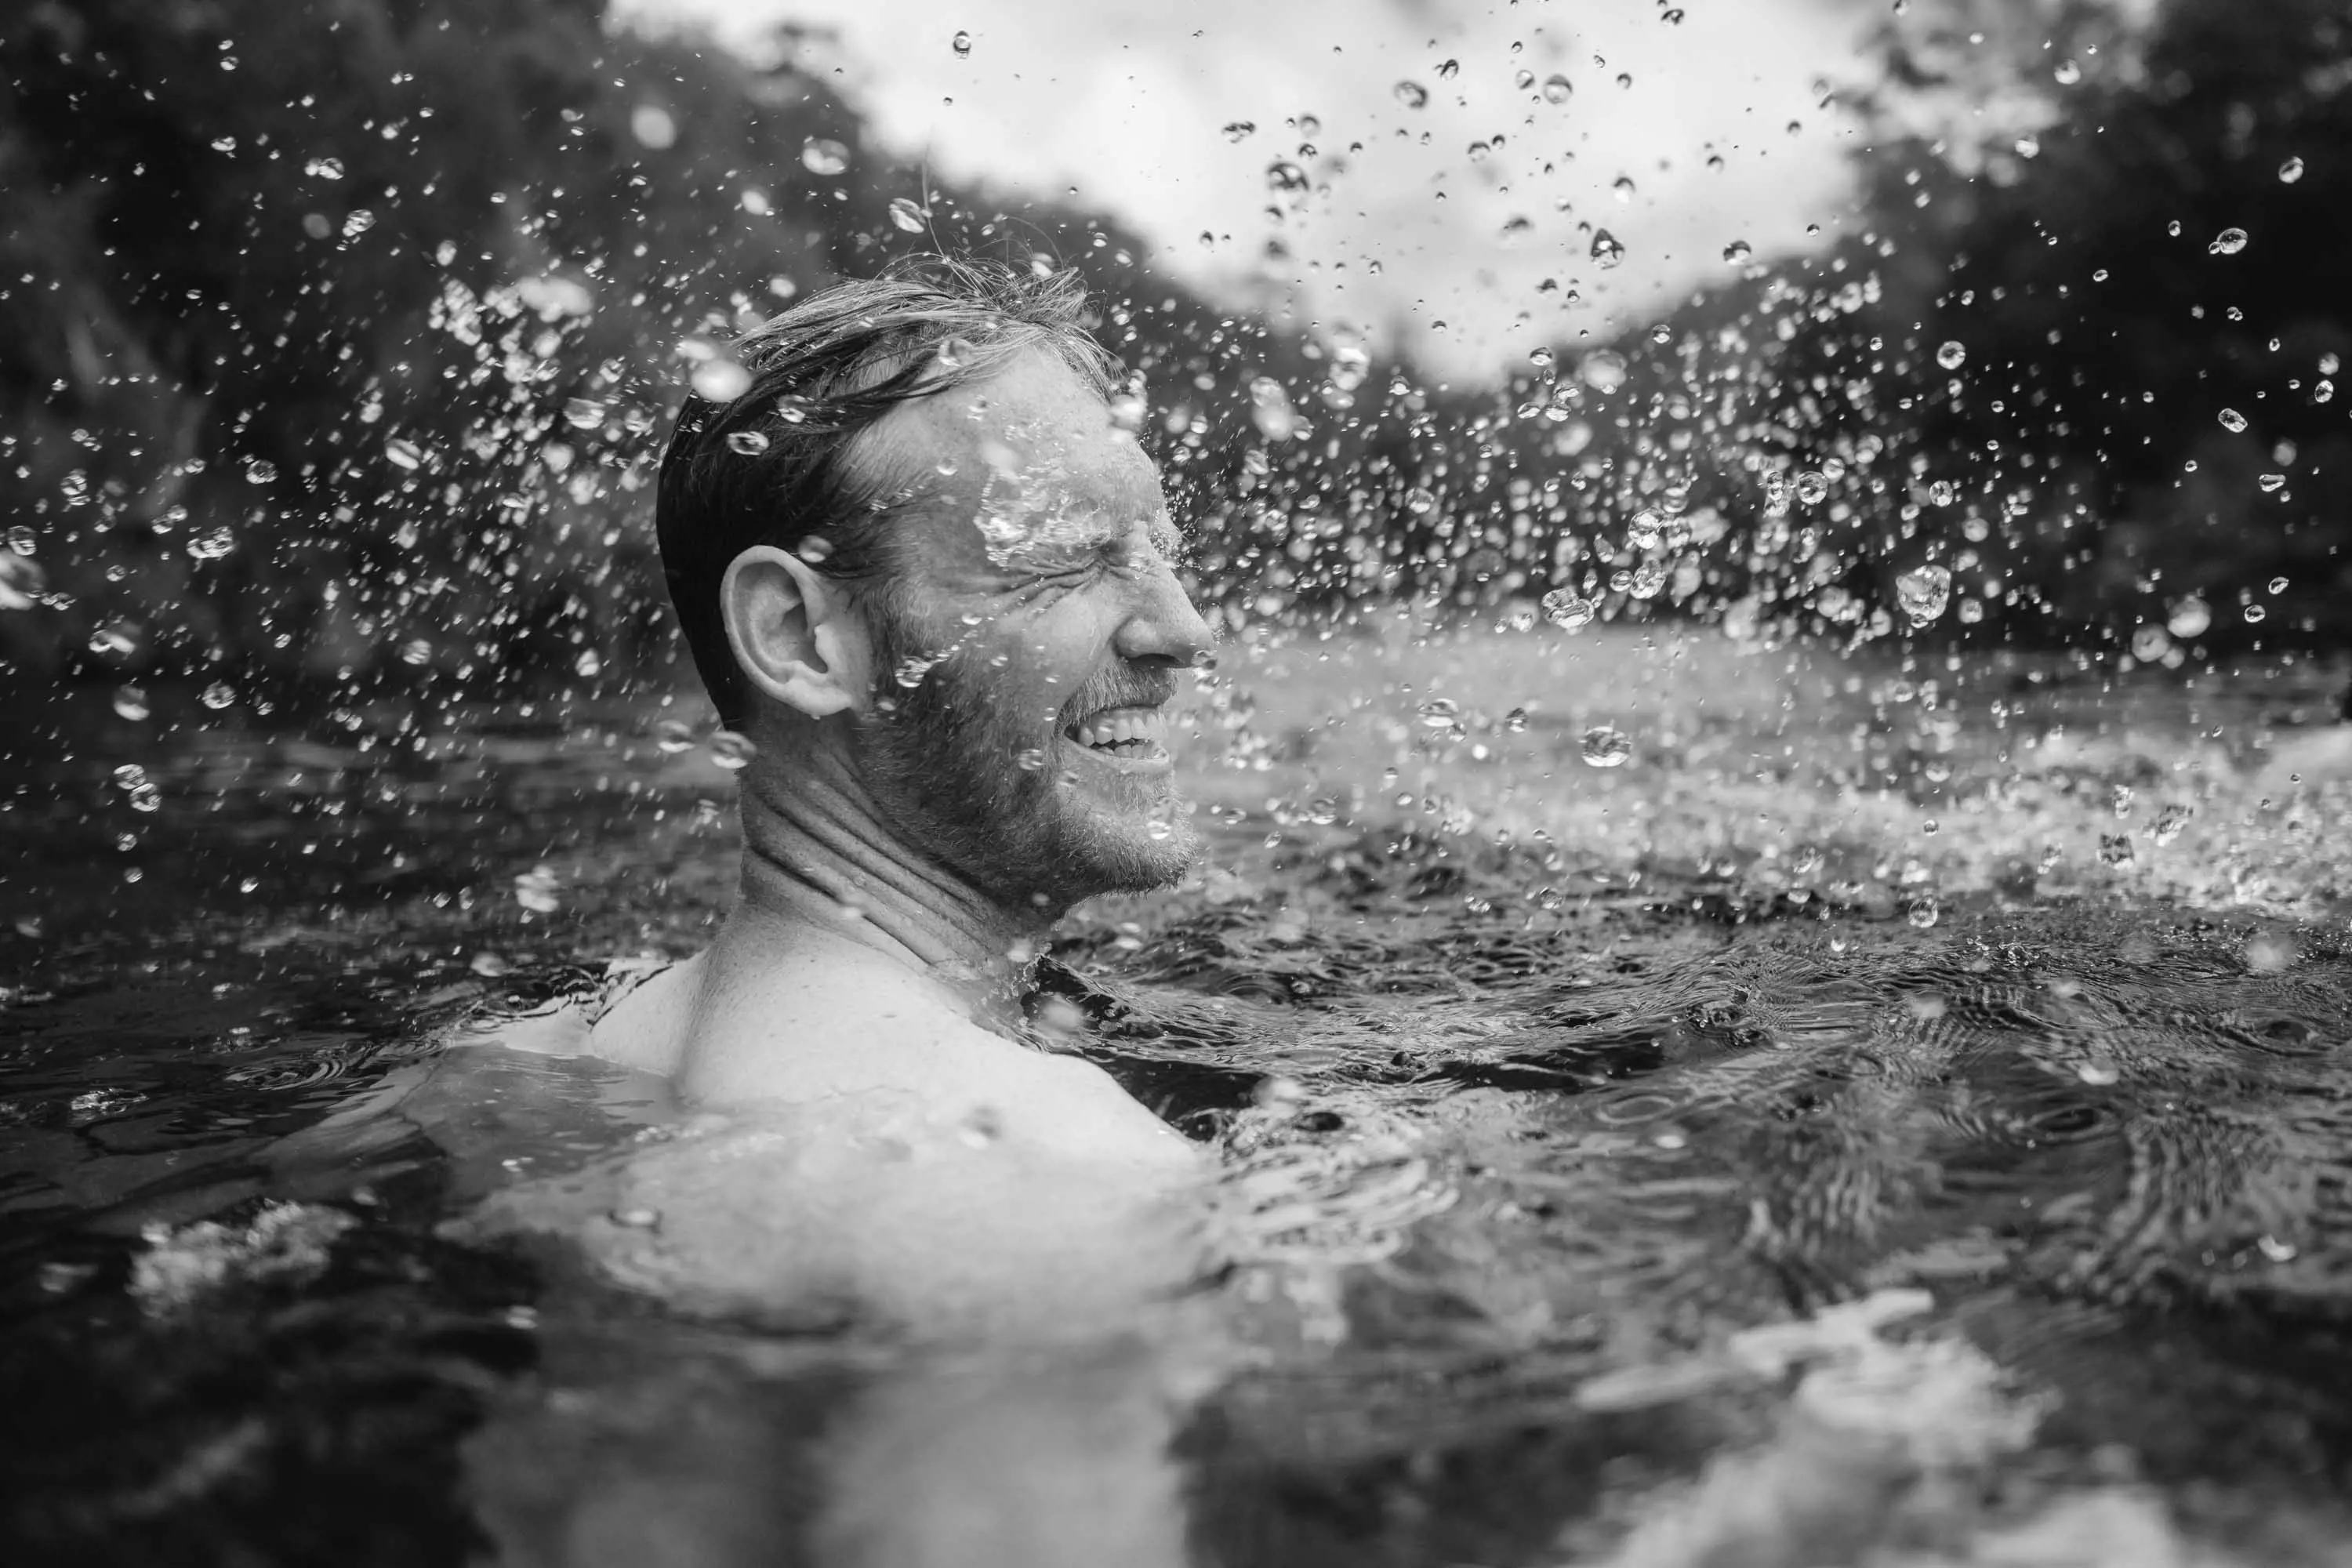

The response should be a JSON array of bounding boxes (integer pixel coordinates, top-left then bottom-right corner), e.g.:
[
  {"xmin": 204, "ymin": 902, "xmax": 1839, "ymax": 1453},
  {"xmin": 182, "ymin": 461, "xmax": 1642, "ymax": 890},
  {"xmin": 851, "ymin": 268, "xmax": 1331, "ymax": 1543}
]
[{"xmin": 589, "ymin": 256, "xmax": 1217, "ymax": 1177}]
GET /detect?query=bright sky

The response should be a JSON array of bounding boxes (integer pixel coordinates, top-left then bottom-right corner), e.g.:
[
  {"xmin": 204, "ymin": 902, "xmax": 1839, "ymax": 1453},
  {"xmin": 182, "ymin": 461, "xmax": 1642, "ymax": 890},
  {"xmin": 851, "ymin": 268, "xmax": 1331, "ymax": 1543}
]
[{"xmin": 617, "ymin": 0, "xmax": 1885, "ymax": 383}]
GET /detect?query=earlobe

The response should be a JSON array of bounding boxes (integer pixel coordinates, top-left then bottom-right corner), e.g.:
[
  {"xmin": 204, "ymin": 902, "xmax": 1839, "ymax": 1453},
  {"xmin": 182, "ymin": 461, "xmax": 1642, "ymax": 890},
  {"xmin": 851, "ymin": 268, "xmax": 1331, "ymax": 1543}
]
[{"xmin": 720, "ymin": 546, "xmax": 869, "ymax": 719}]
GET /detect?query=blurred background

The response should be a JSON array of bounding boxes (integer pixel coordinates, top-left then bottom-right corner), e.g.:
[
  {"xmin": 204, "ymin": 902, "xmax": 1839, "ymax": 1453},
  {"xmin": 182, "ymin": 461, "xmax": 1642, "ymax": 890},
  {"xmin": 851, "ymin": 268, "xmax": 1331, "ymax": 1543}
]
[{"xmin": 2, "ymin": 0, "xmax": 2347, "ymax": 710}]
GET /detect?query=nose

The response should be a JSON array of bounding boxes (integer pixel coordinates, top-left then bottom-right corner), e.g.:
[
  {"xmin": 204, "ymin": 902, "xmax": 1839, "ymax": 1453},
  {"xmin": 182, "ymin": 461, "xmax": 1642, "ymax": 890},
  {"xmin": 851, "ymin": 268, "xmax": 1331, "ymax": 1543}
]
[{"xmin": 1114, "ymin": 553, "xmax": 1217, "ymax": 672}]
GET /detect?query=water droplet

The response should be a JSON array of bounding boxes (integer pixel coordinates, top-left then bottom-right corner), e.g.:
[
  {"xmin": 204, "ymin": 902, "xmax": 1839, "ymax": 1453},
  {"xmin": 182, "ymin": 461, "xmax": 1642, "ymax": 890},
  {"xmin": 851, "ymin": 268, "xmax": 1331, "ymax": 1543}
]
[
  {"xmin": 1906, "ymin": 896, "xmax": 1940, "ymax": 929},
  {"xmin": 630, "ymin": 105, "xmax": 677, "ymax": 149},
  {"xmin": 2054, "ymin": 58, "xmax": 2082, "ymax": 85},
  {"xmin": 200, "ymin": 681, "xmax": 236, "ymax": 710},
  {"xmin": 1723, "ymin": 239, "xmax": 1751, "ymax": 263},
  {"xmin": 2153, "ymin": 806, "xmax": 2190, "ymax": 846},
  {"xmin": 562, "ymin": 397, "xmax": 605, "ymax": 431},
  {"xmin": 1543, "ymin": 590, "xmax": 1597, "ymax": 630},
  {"xmin": 185, "ymin": 526, "xmax": 235, "ymax": 561},
  {"xmin": 2075, "ymin": 1061, "xmax": 2119, "ymax": 1085},
  {"xmin": 2258, "ymin": 473, "xmax": 2287, "ymax": 493},
  {"xmin": 2244, "ymin": 603, "xmax": 2267, "ymax": 624},
  {"xmin": 609, "ymin": 1207, "xmax": 662, "ymax": 1229},
  {"xmin": 1416, "ymin": 698, "xmax": 1461, "ymax": 729},
  {"xmin": 1579, "ymin": 725, "xmax": 1632, "ymax": 768},
  {"xmin": 2218, "ymin": 407, "xmax": 2248, "ymax": 433},
  {"xmin": 1265, "ymin": 161, "xmax": 1309, "ymax": 194},
  {"xmin": 725, "ymin": 430, "xmax": 771, "ymax": 456},
  {"xmin": 691, "ymin": 358, "xmax": 752, "ymax": 402},
  {"xmin": 2280, "ymin": 156, "xmax": 2305, "ymax": 183},
  {"xmin": 2256, "ymin": 1234, "xmax": 2299, "ymax": 1263},
  {"xmin": 1014, "ymin": 746, "xmax": 1046, "ymax": 771},
  {"xmin": 2166, "ymin": 599, "xmax": 2211, "ymax": 638},
  {"xmin": 385, "ymin": 437, "xmax": 424, "ymax": 470},
  {"xmin": 2014, "ymin": 134, "xmax": 2041, "ymax": 159},
  {"xmin": 304, "ymin": 155, "xmax": 344, "ymax": 180},
  {"xmin": 1248, "ymin": 376, "xmax": 1298, "ymax": 441},
  {"xmin": 1527, "ymin": 345, "xmax": 1555, "ymax": 369},
  {"xmin": 1936, "ymin": 340, "xmax": 1967, "ymax": 371},
  {"xmin": 469, "ymin": 952, "xmax": 511, "ymax": 978},
  {"xmin": 1394, "ymin": 80, "xmax": 1428, "ymax": 108},
  {"xmin": 2208, "ymin": 227, "xmax": 2249, "ymax": 256},
  {"xmin": 1579, "ymin": 350, "xmax": 1628, "ymax": 392},
  {"xmin": 800, "ymin": 138, "xmax": 850, "ymax": 176},
  {"xmin": 1794, "ymin": 470, "xmax": 1829, "ymax": 506},
  {"xmin": 774, "ymin": 394, "xmax": 814, "ymax": 424},
  {"xmin": 112, "ymin": 684, "xmax": 151, "ymax": 721},
  {"xmin": 2100, "ymin": 833, "xmax": 2136, "ymax": 866},
  {"xmin": 244, "ymin": 459, "xmax": 277, "ymax": 485},
  {"xmin": 1896, "ymin": 564, "xmax": 1953, "ymax": 626},
  {"xmin": 895, "ymin": 655, "xmax": 935, "ymax": 688},
  {"xmin": 1542, "ymin": 74, "xmax": 1573, "ymax": 103},
  {"xmin": 1611, "ymin": 176, "xmax": 1635, "ymax": 201},
  {"xmin": 951, "ymin": 30, "xmax": 972, "ymax": 56},
  {"xmin": 1927, "ymin": 479, "xmax": 1958, "ymax": 506},
  {"xmin": 514, "ymin": 865, "xmax": 561, "ymax": 913},
  {"xmin": 887, "ymin": 196, "xmax": 929, "ymax": 233},
  {"xmin": 708, "ymin": 730, "xmax": 758, "ymax": 769},
  {"xmin": 654, "ymin": 718, "xmax": 696, "ymax": 756},
  {"xmin": 1434, "ymin": 59, "xmax": 1459, "ymax": 80},
  {"xmin": 1588, "ymin": 229, "xmax": 1626, "ymax": 269},
  {"xmin": 1628, "ymin": 560, "xmax": 1668, "ymax": 599},
  {"xmin": 1404, "ymin": 486, "xmax": 1437, "ymax": 515},
  {"xmin": 1222, "ymin": 121, "xmax": 1255, "ymax": 142},
  {"xmin": 1502, "ymin": 708, "xmax": 1529, "ymax": 733}
]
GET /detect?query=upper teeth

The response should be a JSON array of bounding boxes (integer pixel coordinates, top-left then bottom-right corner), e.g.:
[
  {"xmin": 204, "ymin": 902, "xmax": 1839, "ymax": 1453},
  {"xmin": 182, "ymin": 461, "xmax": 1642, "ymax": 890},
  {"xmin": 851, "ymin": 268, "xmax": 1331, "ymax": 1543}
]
[{"xmin": 1074, "ymin": 710, "xmax": 1161, "ymax": 749}]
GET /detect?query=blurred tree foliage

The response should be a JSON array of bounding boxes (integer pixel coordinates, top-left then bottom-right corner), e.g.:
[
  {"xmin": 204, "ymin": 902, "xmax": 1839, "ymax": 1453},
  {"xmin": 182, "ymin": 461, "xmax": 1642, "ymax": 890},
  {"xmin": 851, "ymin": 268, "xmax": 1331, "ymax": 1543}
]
[
  {"xmin": 1740, "ymin": 0, "xmax": 2352, "ymax": 655},
  {"xmin": 3, "ymin": 0, "xmax": 2347, "ymax": 708}
]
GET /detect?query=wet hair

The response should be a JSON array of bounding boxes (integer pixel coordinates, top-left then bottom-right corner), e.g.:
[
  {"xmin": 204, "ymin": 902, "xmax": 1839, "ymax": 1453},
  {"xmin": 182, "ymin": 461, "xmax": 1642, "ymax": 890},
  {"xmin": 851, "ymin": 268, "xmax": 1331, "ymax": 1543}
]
[{"xmin": 655, "ymin": 253, "xmax": 1120, "ymax": 726}]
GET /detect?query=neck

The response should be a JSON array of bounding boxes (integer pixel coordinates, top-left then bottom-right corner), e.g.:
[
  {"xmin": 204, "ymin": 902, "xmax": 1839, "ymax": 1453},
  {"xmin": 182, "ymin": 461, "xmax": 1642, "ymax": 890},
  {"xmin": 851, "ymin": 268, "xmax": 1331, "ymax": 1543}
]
[{"xmin": 726, "ymin": 725, "xmax": 1057, "ymax": 1022}]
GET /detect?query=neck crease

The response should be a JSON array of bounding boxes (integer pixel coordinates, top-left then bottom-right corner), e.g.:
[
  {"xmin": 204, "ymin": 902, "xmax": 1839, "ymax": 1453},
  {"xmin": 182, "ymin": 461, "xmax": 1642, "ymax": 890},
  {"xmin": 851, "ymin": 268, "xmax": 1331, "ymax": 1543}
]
[{"xmin": 731, "ymin": 736, "xmax": 1054, "ymax": 1018}]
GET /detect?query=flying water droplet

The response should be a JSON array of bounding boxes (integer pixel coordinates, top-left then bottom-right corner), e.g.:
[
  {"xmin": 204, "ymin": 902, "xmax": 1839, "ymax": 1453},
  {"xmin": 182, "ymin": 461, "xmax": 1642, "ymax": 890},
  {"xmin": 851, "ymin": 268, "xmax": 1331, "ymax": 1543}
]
[
  {"xmin": 726, "ymin": 430, "xmax": 771, "ymax": 456},
  {"xmin": 1936, "ymin": 340, "xmax": 1967, "ymax": 371},
  {"xmin": 2218, "ymin": 408, "xmax": 2248, "ymax": 433},
  {"xmin": 1543, "ymin": 590, "xmax": 1598, "ymax": 630},
  {"xmin": 2258, "ymin": 473, "xmax": 2286, "ymax": 493},
  {"xmin": 2280, "ymin": 156, "xmax": 2305, "ymax": 183},
  {"xmin": 2053, "ymin": 58, "xmax": 2082, "ymax": 85},
  {"xmin": 951, "ymin": 30, "xmax": 971, "ymax": 56},
  {"xmin": 1723, "ymin": 240, "xmax": 1751, "ymax": 263},
  {"xmin": 1394, "ymin": 81, "xmax": 1428, "ymax": 108},
  {"xmin": 1579, "ymin": 726, "xmax": 1632, "ymax": 768},
  {"xmin": 691, "ymin": 358, "xmax": 753, "ymax": 402},
  {"xmin": 888, "ymin": 197, "xmax": 929, "ymax": 233},
  {"xmin": 708, "ymin": 731, "xmax": 758, "ymax": 769},
  {"xmin": 2166, "ymin": 598, "xmax": 2211, "ymax": 638},
  {"xmin": 800, "ymin": 138, "xmax": 850, "ymax": 176},
  {"xmin": 1579, "ymin": 350, "xmax": 1628, "ymax": 391},
  {"xmin": 2208, "ymin": 227, "xmax": 2249, "ymax": 256},
  {"xmin": 1588, "ymin": 229, "xmax": 1626, "ymax": 269},
  {"xmin": 1541, "ymin": 74, "xmax": 1573, "ymax": 103},
  {"xmin": 1896, "ymin": 564, "xmax": 1953, "ymax": 626}
]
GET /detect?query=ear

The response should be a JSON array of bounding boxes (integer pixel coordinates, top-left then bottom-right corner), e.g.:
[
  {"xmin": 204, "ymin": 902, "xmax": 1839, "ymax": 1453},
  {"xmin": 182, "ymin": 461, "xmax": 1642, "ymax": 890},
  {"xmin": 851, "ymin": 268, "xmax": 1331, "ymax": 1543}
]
[{"xmin": 719, "ymin": 546, "xmax": 872, "ymax": 719}]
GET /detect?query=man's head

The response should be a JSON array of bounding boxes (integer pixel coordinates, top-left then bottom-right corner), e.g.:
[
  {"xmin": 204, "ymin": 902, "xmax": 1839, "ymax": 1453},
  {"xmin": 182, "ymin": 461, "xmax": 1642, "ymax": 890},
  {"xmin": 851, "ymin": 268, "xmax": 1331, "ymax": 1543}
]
[{"xmin": 655, "ymin": 256, "xmax": 1215, "ymax": 910}]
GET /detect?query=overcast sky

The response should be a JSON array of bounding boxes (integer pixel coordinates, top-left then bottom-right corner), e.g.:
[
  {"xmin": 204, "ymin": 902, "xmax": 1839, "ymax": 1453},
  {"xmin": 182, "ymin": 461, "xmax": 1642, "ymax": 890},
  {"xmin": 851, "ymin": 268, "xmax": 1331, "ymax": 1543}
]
[{"xmin": 618, "ymin": 0, "xmax": 1886, "ymax": 383}]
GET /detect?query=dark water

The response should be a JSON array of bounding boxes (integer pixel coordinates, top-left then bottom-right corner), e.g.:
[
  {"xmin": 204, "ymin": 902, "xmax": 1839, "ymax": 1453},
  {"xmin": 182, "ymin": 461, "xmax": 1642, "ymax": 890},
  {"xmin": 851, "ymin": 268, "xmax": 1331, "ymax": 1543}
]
[{"xmin": 8, "ymin": 659, "xmax": 2352, "ymax": 1566}]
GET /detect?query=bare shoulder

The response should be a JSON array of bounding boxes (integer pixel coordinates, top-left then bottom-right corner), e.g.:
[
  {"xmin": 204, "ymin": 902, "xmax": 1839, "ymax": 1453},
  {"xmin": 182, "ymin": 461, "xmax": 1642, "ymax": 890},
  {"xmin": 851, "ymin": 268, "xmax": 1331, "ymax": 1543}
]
[{"xmin": 583, "ymin": 953, "xmax": 704, "ymax": 1076}]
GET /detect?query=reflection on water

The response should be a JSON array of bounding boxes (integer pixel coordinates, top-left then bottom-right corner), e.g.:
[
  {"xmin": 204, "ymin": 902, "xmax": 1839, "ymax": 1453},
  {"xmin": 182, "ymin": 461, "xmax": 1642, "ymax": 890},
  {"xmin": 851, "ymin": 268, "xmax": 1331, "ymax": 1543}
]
[{"xmin": 5, "ymin": 630, "xmax": 2352, "ymax": 1564}]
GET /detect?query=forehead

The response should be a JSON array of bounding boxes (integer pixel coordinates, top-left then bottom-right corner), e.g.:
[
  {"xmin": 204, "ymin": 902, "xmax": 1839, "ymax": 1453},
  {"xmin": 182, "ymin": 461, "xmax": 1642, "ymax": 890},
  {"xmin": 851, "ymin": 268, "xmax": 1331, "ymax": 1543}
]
[{"xmin": 874, "ymin": 347, "xmax": 1163, "ymax": 524}]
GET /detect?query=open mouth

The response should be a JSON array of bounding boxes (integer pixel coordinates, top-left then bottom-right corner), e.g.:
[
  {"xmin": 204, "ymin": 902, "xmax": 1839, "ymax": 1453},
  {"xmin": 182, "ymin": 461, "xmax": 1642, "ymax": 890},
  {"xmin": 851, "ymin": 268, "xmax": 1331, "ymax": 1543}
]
[{"xmin": 1065, "ymin": 705, "xmax": 1171, "ymax": 762}]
